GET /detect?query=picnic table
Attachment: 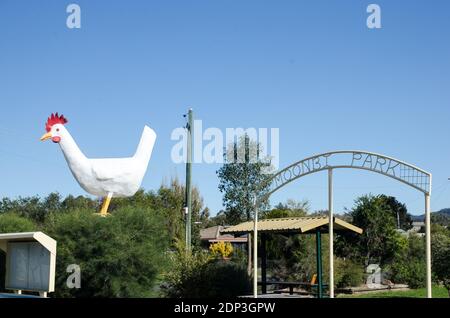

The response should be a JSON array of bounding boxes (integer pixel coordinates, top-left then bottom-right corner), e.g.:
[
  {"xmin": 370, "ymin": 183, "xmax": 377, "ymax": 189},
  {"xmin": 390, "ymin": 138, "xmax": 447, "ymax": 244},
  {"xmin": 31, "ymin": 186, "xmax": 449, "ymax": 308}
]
[{"xmin": 258, "ymin": 280, "xmax": 329, "ymax": 297}]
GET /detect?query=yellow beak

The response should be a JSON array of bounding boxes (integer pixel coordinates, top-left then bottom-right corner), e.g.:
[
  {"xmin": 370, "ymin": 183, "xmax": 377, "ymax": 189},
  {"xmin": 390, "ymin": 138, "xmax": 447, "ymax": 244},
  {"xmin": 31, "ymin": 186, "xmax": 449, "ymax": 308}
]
[{"xmin": 40, "ymin": 132, "xmax": 52, "ymax": 141}]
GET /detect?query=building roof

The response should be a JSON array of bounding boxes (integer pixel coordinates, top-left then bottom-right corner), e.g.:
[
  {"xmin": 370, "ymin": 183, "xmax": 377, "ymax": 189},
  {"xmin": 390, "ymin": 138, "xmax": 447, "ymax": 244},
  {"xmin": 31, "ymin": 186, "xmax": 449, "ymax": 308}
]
[
  {"xmin": 200, "ymin": 226, "xmax": 248, "ymax": 243},
  {"xmin": 220, "ymin": 217, "xmax": 363, "ymax": 235},
  {"xmin": 200, "ymin": 226, "xmax": 222, "ymax": 240}
]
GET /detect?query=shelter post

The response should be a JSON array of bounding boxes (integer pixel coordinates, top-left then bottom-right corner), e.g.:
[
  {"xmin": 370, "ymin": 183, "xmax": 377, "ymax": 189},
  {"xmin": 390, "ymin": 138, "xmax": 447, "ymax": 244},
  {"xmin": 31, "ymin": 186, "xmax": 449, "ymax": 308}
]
[
  {"xmin": 316, "ymin": 229, "xmax": 323, "ymax": 298},
  {"xmin": 261, "ymin": 233, "xmax": 267, "ymax": 294},
  {"xmin": 253, "ymin": 204, "xmax": 258, "ymax": 298},
  {"xmin": 328, "ymin": 168, "xmax": 334, "ymax": 298}
]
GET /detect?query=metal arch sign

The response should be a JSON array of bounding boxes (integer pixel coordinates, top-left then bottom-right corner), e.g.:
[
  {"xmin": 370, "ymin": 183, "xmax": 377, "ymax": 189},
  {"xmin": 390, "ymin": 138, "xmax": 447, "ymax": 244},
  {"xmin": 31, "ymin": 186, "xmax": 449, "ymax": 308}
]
[
  {"xmin": 252, "ymin": 150, "xmax": 433, "ymax": 299},
  {"xmin": 263, "ymin": 150, "xmax": 432, "ymax": 197}
]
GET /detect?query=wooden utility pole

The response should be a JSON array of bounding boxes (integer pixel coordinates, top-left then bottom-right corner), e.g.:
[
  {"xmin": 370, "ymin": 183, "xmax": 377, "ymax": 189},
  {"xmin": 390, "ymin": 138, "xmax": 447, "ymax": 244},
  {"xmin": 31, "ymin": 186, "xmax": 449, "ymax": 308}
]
[{"xmin": 185, "ymin": 108, "xmax": 193, "ymax": 252}]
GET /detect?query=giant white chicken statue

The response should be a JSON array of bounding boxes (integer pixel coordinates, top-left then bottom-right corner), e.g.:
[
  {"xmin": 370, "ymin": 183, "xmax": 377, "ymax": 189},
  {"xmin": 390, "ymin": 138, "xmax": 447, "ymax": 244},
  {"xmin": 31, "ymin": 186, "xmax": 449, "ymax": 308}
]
[{"xmin": 40, "ymin": 113, "xmax": 157, "ymax": 216}]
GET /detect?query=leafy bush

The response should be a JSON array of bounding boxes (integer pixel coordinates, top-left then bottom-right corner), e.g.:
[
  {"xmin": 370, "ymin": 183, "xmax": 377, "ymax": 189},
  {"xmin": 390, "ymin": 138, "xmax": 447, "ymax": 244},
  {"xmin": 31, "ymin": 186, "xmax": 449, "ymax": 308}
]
[
  {"xmin": 388, "ymin": 235, "xmax": 426, "ymax": 289},
  {"xmin": 45, "ymin": 207, "xmax": 169, "ymax": 298},
  {"xmin": 335, "ymin": 259, "xmax": 365, "ymax": 288},
  {"xmin": 405, "ymin": 262, "xmax": 427, "ymax": 289},
  {"xmin": 209, "ymin": 241, "xmax": 233, "ymax": 259},
  {"xmin": 162, "ymin": 241, "xmax": 211, "ymax": 297},
  {"xmin": 389, "ymin": 260, "xmax": 426, "ymax": 289},
  {"xmin": 432, "ymin": 227, "xmax": 450, "ymax": 296},
  {"xmin": 198, "ymin": 260, "xmax": 252, "ymax": 297},
  {"xmin": 163, "ymin": 242, "xmax": 251, "ymax": 298}
]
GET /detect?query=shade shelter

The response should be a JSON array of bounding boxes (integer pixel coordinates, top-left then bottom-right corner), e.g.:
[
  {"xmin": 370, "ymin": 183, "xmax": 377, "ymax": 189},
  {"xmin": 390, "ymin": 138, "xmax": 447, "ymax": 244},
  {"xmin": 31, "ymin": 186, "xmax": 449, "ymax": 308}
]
[{"xmin": 221, "ymin": 216, "xmax": 363, "ymax": 298}]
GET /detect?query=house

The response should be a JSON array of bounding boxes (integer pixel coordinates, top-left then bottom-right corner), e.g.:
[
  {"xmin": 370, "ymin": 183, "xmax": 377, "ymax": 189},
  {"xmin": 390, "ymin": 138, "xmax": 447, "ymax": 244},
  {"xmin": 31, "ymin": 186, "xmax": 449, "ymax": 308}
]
[
  {"xmin": 200, "ymin": 225, "xmax": 248, "ymax": 250},
  {"xmin": 406, "ymin": 221, "xmax": 426, "ymax": 238},
  {"xmin": 411, "ymin": 221, "xmax": 425, "ymax": 232}
]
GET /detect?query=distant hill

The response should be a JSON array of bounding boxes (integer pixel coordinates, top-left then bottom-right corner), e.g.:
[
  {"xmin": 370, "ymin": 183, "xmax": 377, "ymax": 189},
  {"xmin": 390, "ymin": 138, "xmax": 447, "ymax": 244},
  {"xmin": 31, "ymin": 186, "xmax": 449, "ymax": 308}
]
[
  {"xmin": 410, "ymin": 209, "xmax": 450, "ymax": 226},
  {"xmin": 438, "ymin": 208, "xmax": 450, "ymax": 215}
]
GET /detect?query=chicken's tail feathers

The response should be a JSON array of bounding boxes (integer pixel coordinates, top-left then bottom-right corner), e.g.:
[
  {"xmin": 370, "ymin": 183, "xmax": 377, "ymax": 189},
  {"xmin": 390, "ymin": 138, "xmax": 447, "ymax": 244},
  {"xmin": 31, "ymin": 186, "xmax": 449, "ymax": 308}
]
[{"xmin": 134, "ymin": 125, "xmax": 157, "ymax": 162}]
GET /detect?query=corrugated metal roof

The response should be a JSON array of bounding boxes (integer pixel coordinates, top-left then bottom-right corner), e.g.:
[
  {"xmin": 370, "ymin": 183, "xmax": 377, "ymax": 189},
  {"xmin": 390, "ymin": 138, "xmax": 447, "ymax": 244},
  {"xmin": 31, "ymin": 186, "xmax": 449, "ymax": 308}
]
[
  {"xmin": 200, "ymin": 226, "xmax": 222, "ymax": 240},
  {"xmin": 200, "ymin": 226, "xmax": 249, "ymax": 243},
  {"xmin": 220, "ymin": 217, "xmax": 363, "ymax": 235}
]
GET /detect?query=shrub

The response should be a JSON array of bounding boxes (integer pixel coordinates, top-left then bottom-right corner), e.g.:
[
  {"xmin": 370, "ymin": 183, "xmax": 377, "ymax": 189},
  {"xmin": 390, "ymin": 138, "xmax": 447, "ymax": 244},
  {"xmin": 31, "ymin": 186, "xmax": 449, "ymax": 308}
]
[
  {"xmin": 432, "ymin": 229, "xmax": 450, "ymax": 296},
  {"xmin": 334, "ymin": 258, "xmax": 365, "ymax": 288},
  {"xmin": 209, "ymin": 241, "xmax": 233, "ymax": 259},
  {"xmin": 389, "ymin": 235, "xmax": 426, "ymax": 289},
  {"xmin": 389, "ymin": 260, "xmax": 426, "ymax": 289},
  {"xmin": 162, "ymin": 240, "xmax": 211, "ymax": 298},
  {"xmin": 163, "ymin": 241, "xmax": 251, "ymax": 298},
  {"xmin": 45, "ymin": 207, "xmax": 169, "ymax": 298},
  {"xmin": 198, "ymin": 260, "xmax": 252, "ymax": 297},
  {"xmin": 405, "ymin": 262, "xmax": 427, "ymax": 289}
]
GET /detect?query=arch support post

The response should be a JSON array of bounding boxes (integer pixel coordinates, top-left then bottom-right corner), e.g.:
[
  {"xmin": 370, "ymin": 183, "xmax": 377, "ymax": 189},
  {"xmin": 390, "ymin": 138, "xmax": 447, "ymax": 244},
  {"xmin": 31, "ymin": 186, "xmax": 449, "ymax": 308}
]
[
  {"xmin": 425, "ymin": 192, "xmax": 432, "ymax": 298},
  {"xmin": 253, "ymin": 202, "xmax": 259, "ymax": 298},
  {"xmin": 328, "ymin": 168, "xmax": 334, "ymax": 299}
]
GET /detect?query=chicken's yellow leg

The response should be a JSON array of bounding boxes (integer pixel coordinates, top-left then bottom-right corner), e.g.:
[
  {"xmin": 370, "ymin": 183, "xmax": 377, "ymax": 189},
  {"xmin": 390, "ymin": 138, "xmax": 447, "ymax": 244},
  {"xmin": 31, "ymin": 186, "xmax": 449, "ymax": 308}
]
[{"xmin": 99, "ymin": 193, "xmax": 113, "ymax": 216}]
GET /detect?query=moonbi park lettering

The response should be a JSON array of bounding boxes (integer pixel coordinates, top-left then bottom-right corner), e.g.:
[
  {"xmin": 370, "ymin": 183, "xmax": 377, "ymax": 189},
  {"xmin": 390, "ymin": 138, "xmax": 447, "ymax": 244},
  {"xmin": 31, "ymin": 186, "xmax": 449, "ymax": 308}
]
[{"xmin": 270, "ymin": 151, "xmax": 430, "ymax": 195}]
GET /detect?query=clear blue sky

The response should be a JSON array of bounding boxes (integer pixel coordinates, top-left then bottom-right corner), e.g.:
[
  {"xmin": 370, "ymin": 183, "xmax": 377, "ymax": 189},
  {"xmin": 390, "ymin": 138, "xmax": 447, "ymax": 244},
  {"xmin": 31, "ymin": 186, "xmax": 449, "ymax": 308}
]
[{"xmin": 0, "ymin": 0, "xmax": 449, "ymax": 216}]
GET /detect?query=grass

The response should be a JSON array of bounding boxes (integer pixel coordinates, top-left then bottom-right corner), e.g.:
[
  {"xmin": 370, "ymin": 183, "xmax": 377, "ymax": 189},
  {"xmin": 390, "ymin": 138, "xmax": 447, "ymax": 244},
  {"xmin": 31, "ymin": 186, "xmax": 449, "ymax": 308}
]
[{"xmin": 339, "ymin": 285, "xmax": 448, "ymax": 298}]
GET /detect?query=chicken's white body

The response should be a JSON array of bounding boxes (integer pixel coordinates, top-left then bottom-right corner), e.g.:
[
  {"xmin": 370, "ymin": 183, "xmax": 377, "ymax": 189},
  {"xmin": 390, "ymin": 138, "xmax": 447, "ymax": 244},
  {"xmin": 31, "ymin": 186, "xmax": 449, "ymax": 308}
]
[{"xmin": 57, "ymin": 125, "xmax": 156, "ymax": 198}]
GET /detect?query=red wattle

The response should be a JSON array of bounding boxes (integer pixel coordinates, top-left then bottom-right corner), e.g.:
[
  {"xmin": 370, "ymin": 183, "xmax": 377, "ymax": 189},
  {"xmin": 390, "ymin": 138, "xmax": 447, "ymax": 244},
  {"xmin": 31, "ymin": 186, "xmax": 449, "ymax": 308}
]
[{"xmin": 52, "ymin": 136, "xmax": 61, "ymax": 143}]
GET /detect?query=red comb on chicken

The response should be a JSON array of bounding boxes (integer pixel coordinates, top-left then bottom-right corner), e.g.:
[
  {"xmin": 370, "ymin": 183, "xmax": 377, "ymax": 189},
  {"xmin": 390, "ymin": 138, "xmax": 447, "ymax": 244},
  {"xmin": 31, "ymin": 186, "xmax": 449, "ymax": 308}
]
[{"xmin": 45, "ymin": 113, "xmax": 68, "ymax": 132}]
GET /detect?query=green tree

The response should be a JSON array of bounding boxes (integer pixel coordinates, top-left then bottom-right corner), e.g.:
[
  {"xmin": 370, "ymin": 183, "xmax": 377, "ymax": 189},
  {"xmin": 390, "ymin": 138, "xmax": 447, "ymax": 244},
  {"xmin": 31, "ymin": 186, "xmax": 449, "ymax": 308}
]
[
  {"xmin": 0, "ymin": 192, "xmax": 90, "ymax": 223},
  {"xmin": 431, "ymin": 210, "xmax": 450, "ymax": 227},
  {"xmin": 203, "ymin": 210, "xmax": 228, "ymax": 227},
  {"xmin": 0, "ymin": 212, "xmax": 37, "ymax": 233},
  {"xmin": 217, "ymin": 134, "xmax": 272, "ymax": 225},
  {"xmin": 379, "ymin": 195, "xmax": 412, "ymax": 230},
  {"xmin": 263, "ymin": 199, "xmax": 309, "ymax": 219},
  {"xmin": 0, "ymin": 195, "xmax": 43, "ymax": 222},
  {"xmin": 154, "ymin": 179, "xmax": 209, "ymax": 249},
  {"xmin": 61, "ymin": 194, "xmax": 98, "ymax": 211},
  {"xmin": 336, "ymin": 194, "xmax": 404, "ymax": 266},
  {"xmin": 432, "ymin": 224, "xmax": 450, "ymax": 297}
]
